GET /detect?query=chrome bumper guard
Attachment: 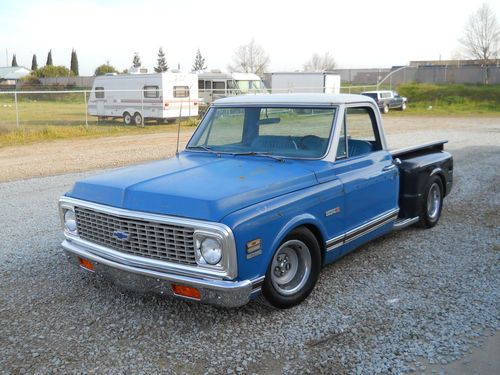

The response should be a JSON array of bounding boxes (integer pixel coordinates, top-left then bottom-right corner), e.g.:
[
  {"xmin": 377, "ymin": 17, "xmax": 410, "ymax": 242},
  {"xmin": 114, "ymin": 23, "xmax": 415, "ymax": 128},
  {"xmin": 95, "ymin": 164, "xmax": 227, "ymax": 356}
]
[{"xmin": 62, "ymin": 239, "xmax": 263, "ymax": 308}]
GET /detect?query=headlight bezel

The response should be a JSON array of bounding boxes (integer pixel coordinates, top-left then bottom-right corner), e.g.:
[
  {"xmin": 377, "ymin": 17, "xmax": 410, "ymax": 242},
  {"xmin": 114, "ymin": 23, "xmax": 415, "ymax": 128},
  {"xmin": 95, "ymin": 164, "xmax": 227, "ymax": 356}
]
[
  {"xmin": 59, "ymin": 202, "xmax": 78, "ymax": 236},
  {"xmin": 194, "ymin": 231, "xmax": 225, "ymax": 269}
]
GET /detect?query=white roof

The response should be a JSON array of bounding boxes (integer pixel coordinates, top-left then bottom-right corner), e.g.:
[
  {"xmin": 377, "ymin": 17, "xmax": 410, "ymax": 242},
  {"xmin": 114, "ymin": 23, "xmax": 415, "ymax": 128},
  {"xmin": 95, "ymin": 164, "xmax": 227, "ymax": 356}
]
[
  {"xmin": 0, "ymin": 66, "xmax": 31, "ymax": 80},
  {"xmin": 213, "ymin": 93, "xmax": 374, "ymax": 106},
  {"xmin": 361, "ymin": 90, "xmax": 393, "ymax": 94}
]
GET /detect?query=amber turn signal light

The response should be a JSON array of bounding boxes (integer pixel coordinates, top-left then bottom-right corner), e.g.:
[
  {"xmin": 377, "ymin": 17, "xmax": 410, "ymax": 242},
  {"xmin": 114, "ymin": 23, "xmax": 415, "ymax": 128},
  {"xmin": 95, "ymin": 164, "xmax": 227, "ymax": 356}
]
[
  {"xmin": 171, "ymin": 284, "xmax": 201, "ymax": 300},
  {"xmin": 78, "ymin": 257, "xmax": 94, "ymax": 272}
]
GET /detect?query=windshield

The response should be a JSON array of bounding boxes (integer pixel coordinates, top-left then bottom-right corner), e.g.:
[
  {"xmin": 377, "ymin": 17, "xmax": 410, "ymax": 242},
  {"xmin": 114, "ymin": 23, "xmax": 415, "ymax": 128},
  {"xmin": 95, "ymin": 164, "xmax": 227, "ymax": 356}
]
[
  {"xmin": 236, "ymin": 80, "xmax": 267, "ymax": 94},
  {"xmin": 187, "ymin": 106, "xmax": 336, "ymax": 158}
]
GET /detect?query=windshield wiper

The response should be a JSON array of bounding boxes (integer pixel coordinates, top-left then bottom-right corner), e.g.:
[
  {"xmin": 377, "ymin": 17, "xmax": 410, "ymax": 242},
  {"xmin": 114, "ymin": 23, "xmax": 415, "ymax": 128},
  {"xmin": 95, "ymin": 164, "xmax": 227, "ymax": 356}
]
[
  {"xmin": 186, "ymin": 145, "xmax": 220, "ymax": 155},
  {"xmin": 232, "ymin": 151, "xmax": 285, "ymax": 162}
]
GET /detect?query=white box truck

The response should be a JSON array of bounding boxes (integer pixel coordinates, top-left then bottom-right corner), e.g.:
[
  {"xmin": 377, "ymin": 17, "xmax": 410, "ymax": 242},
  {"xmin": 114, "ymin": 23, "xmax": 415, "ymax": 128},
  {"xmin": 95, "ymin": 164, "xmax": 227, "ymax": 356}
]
[
  {"xmin": 269, "ymin": 72, "xmax": 341, "ymax": 94},
  {"xmin": 88, "ymin": 72, "xmax": 199, "ymax": 125}
]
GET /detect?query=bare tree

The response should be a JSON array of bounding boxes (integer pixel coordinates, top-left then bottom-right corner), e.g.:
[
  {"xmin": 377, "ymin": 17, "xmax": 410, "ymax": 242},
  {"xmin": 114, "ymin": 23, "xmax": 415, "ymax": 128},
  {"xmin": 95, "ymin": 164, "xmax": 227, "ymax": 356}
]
[
  {"xmin": 303, "ymin": 52, "xmax": 336, "ymax": 72},
  {"xmin": 228, "ymin": 39, "xmax": 270, "ymax": 75},
  {"xmin": 459, "ymin": 3, "xmax": 500, "ymax": 83}
]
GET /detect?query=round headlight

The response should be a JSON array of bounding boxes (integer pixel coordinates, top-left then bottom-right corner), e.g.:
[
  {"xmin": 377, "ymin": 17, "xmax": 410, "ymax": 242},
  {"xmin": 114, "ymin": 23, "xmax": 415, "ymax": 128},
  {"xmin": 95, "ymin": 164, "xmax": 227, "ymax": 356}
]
[
  {"xmin": 64, "ymin": 209, "xmax": 77, "ymax": 233},
  {"xmin": 200, "ymin": 238, "xmax": 222, "ymax": 265}
]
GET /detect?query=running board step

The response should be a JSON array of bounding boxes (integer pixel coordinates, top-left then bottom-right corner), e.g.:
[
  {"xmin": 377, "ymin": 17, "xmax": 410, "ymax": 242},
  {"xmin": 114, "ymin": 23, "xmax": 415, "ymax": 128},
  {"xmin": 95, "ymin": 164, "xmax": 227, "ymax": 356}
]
[{"xmin": 393, "ymin": 217, "xmax": 419, "ymax": 230}]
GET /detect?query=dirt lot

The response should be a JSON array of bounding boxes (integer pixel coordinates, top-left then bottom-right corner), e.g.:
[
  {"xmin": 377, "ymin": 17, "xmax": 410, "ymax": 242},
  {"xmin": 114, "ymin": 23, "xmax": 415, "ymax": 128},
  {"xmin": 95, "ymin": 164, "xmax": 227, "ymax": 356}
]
[
  {"xmin": 0, "ymin": 115, "xmax": 499, "ymax": 374},
  {"xmin": 0, "ymin": 115, "xmax": 498, "ymax": 182}
]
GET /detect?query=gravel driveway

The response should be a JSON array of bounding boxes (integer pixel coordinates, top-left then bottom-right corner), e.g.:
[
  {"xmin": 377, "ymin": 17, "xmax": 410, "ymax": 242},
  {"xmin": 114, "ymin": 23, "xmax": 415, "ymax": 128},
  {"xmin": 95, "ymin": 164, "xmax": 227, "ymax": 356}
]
[{"xmin": 0, "ymin": 118, "xmax": 499, "ymax": 374}]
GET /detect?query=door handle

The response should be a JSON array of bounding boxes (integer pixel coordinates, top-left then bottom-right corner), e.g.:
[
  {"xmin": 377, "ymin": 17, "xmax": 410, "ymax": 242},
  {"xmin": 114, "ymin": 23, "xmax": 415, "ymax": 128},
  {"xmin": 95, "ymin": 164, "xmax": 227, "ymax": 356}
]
[{"xmin": 382, "ymin": 164, "xmax": 397, "ymax": 171}]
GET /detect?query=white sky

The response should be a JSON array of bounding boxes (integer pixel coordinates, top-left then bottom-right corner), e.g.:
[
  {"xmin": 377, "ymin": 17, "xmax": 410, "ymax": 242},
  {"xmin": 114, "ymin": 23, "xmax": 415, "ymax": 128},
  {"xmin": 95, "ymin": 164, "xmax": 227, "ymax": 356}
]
[{"xmin": 1, "ymin": 0, "xmax": 499, "ymax": 75}]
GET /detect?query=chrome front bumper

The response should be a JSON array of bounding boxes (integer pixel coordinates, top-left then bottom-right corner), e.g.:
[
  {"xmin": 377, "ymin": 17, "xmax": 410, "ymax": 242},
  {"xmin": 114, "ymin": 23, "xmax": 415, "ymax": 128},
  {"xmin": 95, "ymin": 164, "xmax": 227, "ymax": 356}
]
[{"xmin": 62, "ymin": 239, "xmax": 263, "ymax": 308}]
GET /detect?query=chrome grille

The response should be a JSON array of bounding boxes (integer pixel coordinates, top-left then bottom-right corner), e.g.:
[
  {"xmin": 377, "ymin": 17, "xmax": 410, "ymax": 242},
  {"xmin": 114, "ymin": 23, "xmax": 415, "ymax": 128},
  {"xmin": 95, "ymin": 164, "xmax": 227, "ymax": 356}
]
[{"xmin": 74, "ymin": 206, "xmax": 197, "ymax": 265}]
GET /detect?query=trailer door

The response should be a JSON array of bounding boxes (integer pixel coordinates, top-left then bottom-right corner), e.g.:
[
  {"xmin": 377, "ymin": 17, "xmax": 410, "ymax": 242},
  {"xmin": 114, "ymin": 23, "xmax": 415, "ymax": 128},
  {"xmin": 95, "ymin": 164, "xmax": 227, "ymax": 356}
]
[{"xmin": 95, "ymin": 86, "xmax": 105, "ymax": 115}]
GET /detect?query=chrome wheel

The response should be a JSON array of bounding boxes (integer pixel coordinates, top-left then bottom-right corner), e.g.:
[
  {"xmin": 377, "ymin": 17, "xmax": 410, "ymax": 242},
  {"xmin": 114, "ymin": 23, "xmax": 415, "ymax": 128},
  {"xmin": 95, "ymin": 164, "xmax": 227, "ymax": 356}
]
[
  {"xmin": 401, "ymin": 102, "xmax": 407, "ymax": 110},
  {"xmin": 123, "ymin": 113, "xmax": 132, "ymax": 125},
  {"xmin": 427, "ymin": 182, "xmax": 441, "ymax": 221},
  {"xmin": 383, "ymin": 104, "xmax": 389, "ymax": 114},
  {"xmin": 271, "ymin": 240, "xmax": 311, "ymax": 296},
  {"xmin": 134, "ymin": 113, "xmax": 142, "ymax": 125}
]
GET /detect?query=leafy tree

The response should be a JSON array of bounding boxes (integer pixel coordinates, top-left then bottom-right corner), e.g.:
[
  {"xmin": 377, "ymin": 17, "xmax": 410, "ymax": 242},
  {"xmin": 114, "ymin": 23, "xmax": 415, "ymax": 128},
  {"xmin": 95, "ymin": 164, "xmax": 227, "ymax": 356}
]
[
  {"xmin": 31, "ymin": 54, "xmax": 38, "ymax": 71},
  {"xmin": 192, "ymin": 48, "xmax": 206, "ymax": 72},
  {"xmin": 132, "ymin": 52, "xmax": 141, "ymax": 68},
  {"xmin": 11, "ymin": 54, "xmax": 18, "ymax": 67},
  {"xmin": 459, "ymin": 3, "xmax": 500, "ymax": 84},
  {"xmin": 154, "ymin": 47, "xmax": 169, "ymax": 73},
  {"xmin": 46, "ymin": 50, "xmax": 53, "ymax": 66},
  {"xmin": 33, "ymin": 65, "xmax": 73, "ymax": 78},
  {"xmin": 94, "ymin": 64, "xmax": 118, "ymax": 76},
  {"xmin": 303, "ymin": 52, "xmax": 336, "ymax": 72},
  {"xmin": 228, "ymin": 39, "xmax": 269, "ymax": 75},
  {"xmin": 70, "ymin": 49, "xmax": 79, "ymax": 76}
]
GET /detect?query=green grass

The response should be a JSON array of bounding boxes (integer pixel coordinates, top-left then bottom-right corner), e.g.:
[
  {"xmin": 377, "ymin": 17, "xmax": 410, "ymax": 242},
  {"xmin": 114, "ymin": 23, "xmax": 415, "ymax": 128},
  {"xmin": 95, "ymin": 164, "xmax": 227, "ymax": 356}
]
[{"xmin": 395, "ymin": 83, "xmax": 500, "ymax": 115}]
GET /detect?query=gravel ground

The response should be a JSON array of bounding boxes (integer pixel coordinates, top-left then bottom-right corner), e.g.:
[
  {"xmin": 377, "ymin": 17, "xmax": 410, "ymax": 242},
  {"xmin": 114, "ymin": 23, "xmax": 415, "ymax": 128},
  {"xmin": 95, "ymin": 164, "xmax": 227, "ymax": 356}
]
[{"xmin": 0, "ymin": 118, "xmax": 499, "ymax": 374}]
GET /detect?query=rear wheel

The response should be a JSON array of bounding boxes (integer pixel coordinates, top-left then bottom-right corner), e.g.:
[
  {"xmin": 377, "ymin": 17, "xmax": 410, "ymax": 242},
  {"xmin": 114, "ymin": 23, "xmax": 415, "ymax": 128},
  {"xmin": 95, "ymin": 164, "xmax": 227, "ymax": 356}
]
[
  {"xmin": 133, "ymin": 112, "xmax": 143, "ymax": 125},
  {"xmin": 418, "ymin": 175, "xmax": 443, "ymax": 228},
  {"xmin": 262, "ymin": 227, "xmax": 321, "ymax": 309},
  {"xmin": 123, "ymin": 112, "xmax": 132, "ymax": 125}
]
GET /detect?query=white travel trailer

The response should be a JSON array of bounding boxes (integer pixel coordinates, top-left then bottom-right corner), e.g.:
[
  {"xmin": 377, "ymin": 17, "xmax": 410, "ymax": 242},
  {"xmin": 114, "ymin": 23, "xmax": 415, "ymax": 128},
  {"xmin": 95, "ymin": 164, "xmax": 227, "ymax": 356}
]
[
  {"xmin": 197, "ymin": 72, "xmax": 267, "ymax": 105},
  {"xmin": 268, "ymin": 72, "xmax": 341, "ymax": 94},
  {"xmin": 88, "ymin": 73, "xmax": 199, "ymax": 125}
]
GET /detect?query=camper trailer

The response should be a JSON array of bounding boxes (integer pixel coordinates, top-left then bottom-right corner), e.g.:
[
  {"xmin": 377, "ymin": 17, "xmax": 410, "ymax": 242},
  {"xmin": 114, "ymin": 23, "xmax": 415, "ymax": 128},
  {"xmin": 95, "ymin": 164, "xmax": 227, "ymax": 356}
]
[
  {"xmin": 88, "ymin": 73, "xmax": 198, "ymax": 125},
  {"xmin": 197, "ymin": 72, "xmax": 267, "ymax": 105},
  {"xmin": 268, "ymin": 72, "xmax": 341, "ymax": 94}
]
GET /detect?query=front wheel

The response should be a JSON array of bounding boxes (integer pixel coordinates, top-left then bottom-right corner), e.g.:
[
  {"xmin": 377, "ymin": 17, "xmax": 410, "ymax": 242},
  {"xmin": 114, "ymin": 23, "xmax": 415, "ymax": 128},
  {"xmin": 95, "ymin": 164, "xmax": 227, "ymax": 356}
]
[
  {"xmin": 382, "ymin": 104, "xmax": 389, "ymax": 114},
  {"xmin": 123, "ymin": 112, "xmax": 132, "ymax": 125},
  {"xmin": 261, "ymin": 227, "xmax": 321, "ymax": 309},
  {"xmin": 400, "ymin": 102, "xmax": 407, "ymax": 111},
  {"xmin": 418, "ymin": 175, "xmax": 443, "ymax": 228}
]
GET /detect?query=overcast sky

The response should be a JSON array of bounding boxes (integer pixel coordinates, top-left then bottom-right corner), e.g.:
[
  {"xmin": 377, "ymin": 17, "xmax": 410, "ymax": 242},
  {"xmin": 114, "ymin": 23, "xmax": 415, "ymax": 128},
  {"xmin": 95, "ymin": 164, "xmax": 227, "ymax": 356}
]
[{"xmin": 1, "ymin": 0, "xmax": 499, "ymax": 75}]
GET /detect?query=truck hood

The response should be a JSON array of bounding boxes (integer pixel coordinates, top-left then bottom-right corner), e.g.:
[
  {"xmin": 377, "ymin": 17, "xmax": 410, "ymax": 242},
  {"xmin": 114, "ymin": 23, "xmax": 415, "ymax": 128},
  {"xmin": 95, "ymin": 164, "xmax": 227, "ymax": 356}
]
[{"xmin": 67, "ymin": 153, "xmax": 318, "ymax": 222}]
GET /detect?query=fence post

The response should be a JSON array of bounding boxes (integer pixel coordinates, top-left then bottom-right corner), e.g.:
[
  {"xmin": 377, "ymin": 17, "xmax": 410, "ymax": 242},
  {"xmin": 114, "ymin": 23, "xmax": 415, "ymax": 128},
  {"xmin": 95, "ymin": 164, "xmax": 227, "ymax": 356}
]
[
  {"xmin": 14, "ymin": 92, "xmax": 19, "ymax": 129},
  {"xmin": 83, "ymin": 90, "xmax": 88, "ymax": 127},
  {"xmin": 141, "ymin": 89, "xmax": 144, "ymax": 127}
]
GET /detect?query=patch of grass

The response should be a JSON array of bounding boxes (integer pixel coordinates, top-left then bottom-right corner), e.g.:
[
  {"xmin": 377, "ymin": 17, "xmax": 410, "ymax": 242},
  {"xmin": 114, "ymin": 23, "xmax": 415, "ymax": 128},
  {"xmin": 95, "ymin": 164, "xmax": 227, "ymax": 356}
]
[
  {"xmin": 396, "ymin": 83, "xmax": 500, "ymax": 115},
  {"xmin": 0, "ymin": 121, "xmax": 198, "ymax": 148}
]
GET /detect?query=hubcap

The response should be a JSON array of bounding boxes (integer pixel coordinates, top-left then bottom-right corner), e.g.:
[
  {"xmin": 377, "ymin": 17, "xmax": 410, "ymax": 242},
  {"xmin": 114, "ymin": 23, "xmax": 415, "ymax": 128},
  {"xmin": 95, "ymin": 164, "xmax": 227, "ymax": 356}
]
[
  {"xmin": 427, "ymin": 182, "xmax": 441, "ymax": 220},
  {"xmin": 270, "ymin": 239, "xmax": 311, "ymax": 296}
]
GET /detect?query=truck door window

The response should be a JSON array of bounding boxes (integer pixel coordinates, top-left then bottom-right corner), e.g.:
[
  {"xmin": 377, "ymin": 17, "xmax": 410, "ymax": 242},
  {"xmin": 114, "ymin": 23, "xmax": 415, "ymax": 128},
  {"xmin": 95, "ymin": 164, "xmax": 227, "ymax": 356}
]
[
  {"xmin": 144, "ymin": 86, "xmax": 159, "ymax": 98},
  {"xmin": 95, "ymin": 87, "xmax": 105, "ymax": 99},
  {"xmin": 344, "ymin": 107, "xmax": 381, "ymax": 157}
]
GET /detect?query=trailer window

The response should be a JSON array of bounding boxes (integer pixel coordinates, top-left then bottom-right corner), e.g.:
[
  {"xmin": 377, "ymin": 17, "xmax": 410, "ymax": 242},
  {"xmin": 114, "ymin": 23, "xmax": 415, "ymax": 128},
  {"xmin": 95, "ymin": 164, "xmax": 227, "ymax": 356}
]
[
  {"xmin": 95, "ymin": 87, "xmax": 104, "ymax": 99},
  {"xmin": 198, "ymin": 80, "xmax": 204, "ymax": 90},
  {"xmin": 174, "ymin": 86, "xmax": 189, "ymax": 98},
  {"xmin": 144, "ymin": 86, "xmax": 159, "ymax": 98}
]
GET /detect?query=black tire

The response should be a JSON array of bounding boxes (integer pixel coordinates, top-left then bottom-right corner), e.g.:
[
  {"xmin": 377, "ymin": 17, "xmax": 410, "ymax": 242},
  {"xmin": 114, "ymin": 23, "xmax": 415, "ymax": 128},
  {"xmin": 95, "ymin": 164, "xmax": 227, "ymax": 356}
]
[
  {"xmin": 133, "ymin": 112, "xmax": 143, "ymax": 125},
  {"xmin": 123, "ymin": 112, "xmax": 132, "ymax": 125},
  {"xmin": 382, "ymin": 104, "xmax": 389, "ymax": 114},
  {"xmin": 261, "ymin": 227, "xmax": 321, "ymax": 309},
  {"xmin": 418, "ymin": 175, "xmax": 443, "ymax": 228}
]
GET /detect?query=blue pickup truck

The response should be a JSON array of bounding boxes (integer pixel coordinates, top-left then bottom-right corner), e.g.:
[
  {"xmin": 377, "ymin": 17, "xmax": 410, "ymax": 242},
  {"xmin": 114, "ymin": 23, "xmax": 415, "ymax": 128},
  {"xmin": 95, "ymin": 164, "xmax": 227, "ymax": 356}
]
[{"xmin": 59, "ymin": 94, "xmax": 453, "ymax": 309}]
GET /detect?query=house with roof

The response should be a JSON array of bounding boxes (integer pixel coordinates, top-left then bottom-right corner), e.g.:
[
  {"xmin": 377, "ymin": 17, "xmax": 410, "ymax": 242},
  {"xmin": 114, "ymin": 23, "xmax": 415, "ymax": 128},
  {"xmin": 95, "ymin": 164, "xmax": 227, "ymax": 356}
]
[{"xmin": 0, "ymin": 66, "xmax": 31, "ymax": 89}]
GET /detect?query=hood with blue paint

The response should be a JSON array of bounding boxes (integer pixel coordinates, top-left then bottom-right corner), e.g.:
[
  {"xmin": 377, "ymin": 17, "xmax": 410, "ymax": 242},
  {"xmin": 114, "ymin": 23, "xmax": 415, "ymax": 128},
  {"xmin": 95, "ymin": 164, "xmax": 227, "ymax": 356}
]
[{"xmin": 67, "ymin": 152, "xmax": 319, "ymax": 222}]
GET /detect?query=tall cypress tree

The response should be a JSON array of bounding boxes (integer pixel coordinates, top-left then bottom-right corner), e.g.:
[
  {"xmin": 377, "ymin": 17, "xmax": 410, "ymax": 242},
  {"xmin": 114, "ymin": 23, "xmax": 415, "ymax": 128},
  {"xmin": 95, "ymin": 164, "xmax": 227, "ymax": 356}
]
[
  {"xmin": 46, "ymin": 50, "xmax": 53, "ymax": 66},
  {"xmin": 154, "ymin": 47, "xmax": 168, "ymax": 73},
  {"xmin": 11, "ymin": 54, "xmax": 18, "ymax": 67},
  {"xmin": 70, "ymin": 49, "xmax": 79, "ymax": 76},
  {"xmin": 132, "ymin": 52, "xmax": 141, "ymax": 68},
  {"xmin": 31, "ymin": 54, "xmax": 38, "ymax": 71},
  {"xmin": 192, "ymin": 49, "xmax": 206, "ymax": 72}
]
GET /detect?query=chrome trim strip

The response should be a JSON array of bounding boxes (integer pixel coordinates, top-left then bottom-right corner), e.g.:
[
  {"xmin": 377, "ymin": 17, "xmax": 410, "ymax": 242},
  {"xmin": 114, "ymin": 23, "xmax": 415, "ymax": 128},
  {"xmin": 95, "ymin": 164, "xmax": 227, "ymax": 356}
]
[
  {"xmin": 59, "ymin": 196, "xmax": 238, "ymax": 279},
  {"xmin": 326, "ymin": 208, "xmax": 399, "ymax": 252}
]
